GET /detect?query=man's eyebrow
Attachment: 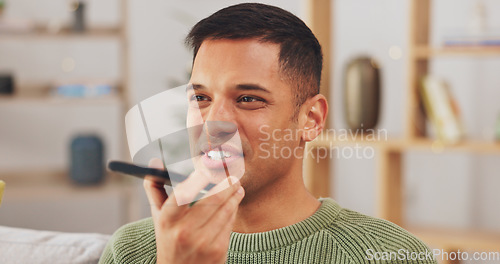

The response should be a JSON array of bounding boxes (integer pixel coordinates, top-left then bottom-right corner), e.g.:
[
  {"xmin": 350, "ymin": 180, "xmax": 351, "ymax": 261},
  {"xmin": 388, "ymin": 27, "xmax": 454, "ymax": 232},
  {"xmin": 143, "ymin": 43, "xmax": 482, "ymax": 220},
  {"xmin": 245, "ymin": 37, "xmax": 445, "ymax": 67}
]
[
  {"xmin": 236, "ymin": 84, "xmax": 271, "ymax": 93},
  {"xmin": 186, "ymin": 84, "xmax": 205, "ymax": 92},
  {"xmin": 187, "ymin": 83, "xmax": 270, "ymax": 93}
]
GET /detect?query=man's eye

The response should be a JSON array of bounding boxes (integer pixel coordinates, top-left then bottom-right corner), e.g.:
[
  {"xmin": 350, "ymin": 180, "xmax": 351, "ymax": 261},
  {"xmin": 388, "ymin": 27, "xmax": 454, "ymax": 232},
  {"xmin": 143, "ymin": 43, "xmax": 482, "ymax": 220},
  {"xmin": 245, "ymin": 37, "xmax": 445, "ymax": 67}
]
[
  {"xmin": 238, "ymin": 96, "xmax": 262, "ymax": 103},
  {"xmin": 237, "ymin": 95, "xmax": 267, "ymax": 110},
  {"xmin": 190, "ymin": 94, "xmax": 208, "ymax": 101}
]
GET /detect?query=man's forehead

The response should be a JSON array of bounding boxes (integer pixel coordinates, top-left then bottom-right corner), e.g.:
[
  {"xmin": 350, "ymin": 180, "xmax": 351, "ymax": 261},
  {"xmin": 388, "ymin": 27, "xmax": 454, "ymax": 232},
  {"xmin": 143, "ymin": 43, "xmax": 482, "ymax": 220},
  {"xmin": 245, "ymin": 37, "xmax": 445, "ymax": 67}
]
[
  {"xmin": 193, "ymin": 38, "xmax": 280, "ymax": 68},
  {"xmin": 197, "ymin": 38, "xmax": 280, "ymax": 52},
  {"xmin": 190, "ymin": 39, "xmax": 283, "ymax": 88}
]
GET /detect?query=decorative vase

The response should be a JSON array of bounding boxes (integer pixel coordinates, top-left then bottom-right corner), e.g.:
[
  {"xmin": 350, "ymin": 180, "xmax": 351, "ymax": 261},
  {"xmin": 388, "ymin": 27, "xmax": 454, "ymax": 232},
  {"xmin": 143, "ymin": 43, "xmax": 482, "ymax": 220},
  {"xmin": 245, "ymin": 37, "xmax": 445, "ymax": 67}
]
[{"xmin": 343, "ymin": 56, "xmax": 381, "ymax": 131}]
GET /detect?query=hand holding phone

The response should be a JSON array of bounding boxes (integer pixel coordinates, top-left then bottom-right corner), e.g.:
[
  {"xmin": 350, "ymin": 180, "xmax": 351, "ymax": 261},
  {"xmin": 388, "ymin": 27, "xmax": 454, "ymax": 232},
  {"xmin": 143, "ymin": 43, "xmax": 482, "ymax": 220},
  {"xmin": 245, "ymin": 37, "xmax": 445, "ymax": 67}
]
[{"xmin": 143, "ymin": 158, "xmax": 245, "ymax": 264}]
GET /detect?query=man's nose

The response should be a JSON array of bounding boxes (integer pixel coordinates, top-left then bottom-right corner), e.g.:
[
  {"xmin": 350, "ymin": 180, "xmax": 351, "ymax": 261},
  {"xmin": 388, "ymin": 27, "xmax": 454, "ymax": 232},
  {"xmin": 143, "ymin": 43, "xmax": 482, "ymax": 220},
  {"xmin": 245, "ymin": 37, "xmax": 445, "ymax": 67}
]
[
  {"xmin": 204, "ymin": 121, "xmax": 237, "ymax": 139},
  {"xmin": 203, "ymin": 98, "xmax": 238, "ymax": 142}
]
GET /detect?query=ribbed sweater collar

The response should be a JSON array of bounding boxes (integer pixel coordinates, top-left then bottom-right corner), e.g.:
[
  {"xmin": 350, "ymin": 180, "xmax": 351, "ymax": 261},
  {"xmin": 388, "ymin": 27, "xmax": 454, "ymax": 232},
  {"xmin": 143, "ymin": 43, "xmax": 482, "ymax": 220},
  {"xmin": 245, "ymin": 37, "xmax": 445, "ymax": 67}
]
[{"xmin": 228, "ymin": 198, "xmax": 340, "ymax": 252}]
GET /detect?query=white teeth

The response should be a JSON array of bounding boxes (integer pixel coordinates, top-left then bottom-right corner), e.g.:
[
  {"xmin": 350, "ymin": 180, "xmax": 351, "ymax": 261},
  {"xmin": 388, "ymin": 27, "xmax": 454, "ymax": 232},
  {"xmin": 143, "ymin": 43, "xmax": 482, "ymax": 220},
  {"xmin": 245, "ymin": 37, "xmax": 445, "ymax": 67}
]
[{"xmin": 207, "ymin": 150, "xmax": 231, "ymax": 160}]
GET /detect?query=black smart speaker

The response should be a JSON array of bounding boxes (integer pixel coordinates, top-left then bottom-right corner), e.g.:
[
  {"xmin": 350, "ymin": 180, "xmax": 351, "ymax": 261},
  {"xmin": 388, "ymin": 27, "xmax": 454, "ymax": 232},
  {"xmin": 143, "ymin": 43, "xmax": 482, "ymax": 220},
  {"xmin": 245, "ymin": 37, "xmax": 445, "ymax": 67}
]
[
  {"xmin": 70, "ymin": 135, "xmax": 104, "ymax": 185},
  {"xmin": 0, "ymin": 74, "xmax": 14, "ymax": 95}
]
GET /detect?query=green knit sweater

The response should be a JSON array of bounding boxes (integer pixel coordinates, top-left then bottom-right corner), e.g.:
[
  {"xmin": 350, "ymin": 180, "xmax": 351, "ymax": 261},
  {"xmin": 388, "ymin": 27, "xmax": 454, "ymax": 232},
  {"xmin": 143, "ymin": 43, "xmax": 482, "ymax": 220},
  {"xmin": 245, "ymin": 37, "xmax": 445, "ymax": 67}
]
[{"xmin": 99, "ymin": 198, "xmax": 436, "ymax": 263}]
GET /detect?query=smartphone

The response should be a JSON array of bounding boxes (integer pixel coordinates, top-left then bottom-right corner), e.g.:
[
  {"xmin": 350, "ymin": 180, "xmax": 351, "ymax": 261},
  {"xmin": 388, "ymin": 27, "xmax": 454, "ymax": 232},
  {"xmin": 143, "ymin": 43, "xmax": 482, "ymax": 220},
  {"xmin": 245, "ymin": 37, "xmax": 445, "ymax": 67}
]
[
  {"xmin": 108, "ymin": 161, "xmax": 215, "ymax": 191},
  {"xmin": 108, "ymin": 160, "xmax": 181, "ymax": 185}
]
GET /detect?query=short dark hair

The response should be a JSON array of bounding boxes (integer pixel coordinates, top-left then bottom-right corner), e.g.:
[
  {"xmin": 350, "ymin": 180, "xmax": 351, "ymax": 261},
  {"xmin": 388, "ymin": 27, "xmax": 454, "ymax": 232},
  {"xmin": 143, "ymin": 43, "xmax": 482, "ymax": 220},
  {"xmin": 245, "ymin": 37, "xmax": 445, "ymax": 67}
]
[{"xmin": 185, "ymin": 3, "xmax": 323, "ymax": 112}]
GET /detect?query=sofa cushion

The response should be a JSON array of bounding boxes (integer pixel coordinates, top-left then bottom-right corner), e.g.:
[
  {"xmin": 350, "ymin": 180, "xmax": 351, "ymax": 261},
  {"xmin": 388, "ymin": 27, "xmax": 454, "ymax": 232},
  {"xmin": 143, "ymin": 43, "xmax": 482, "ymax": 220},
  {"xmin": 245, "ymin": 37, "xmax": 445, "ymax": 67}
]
[{"xmin": 0, "ymin": 225, "xmax": 110, "ymax": 264}]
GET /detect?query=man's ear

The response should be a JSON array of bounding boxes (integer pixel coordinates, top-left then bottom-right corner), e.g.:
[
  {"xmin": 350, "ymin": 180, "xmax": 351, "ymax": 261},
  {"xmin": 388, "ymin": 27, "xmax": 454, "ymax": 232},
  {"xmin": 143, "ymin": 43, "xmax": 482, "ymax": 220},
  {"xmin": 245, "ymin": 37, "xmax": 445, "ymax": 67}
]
[{"xmin": 300, "ymin": 94, "xmax": 328, "ymax": 142}]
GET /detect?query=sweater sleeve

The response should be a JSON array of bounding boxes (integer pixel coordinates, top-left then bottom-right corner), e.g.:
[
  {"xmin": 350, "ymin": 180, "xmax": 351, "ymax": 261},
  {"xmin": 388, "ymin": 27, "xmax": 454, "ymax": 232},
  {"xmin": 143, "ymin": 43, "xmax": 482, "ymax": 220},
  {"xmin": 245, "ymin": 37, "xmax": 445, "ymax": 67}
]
[
  {"xmin": 98, "ymin": 217, "xmax": 157, "ymax": 264},
  {"xmin": 99, "ymin": 236, "xmax": 117, "ymax": 264},
  {"xmin": 364, "ymin": 219, "xmax": 437, "ymax": 263}
]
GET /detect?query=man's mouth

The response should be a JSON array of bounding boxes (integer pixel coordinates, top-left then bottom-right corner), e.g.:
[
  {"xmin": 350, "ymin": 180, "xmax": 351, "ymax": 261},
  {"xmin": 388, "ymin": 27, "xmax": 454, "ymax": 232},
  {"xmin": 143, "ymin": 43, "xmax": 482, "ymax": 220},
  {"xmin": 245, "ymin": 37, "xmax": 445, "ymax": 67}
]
[
  {"xmin": 199, "ymin": 145, "xmax": 244, "ymax": 170},
  {"xmin": 199, "ymin": 143, "xmax": 242, "ymax": 157},
  {"xmin": 206, "ymin": 150, "xmax": 233, "ymax": 160}
]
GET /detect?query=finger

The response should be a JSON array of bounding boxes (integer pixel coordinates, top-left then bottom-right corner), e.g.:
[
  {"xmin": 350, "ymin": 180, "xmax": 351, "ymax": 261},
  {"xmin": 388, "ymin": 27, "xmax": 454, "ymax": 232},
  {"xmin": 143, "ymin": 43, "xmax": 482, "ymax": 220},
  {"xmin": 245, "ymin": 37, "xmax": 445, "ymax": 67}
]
[
  {"xmin": 185, "ymin": 177, "xmax": 241, "ymax": 229},
  {"xmin": 143, "ymin": 158, "xmax": 168, "ymax": 212},
  {"xmin": 211, "ymin": 199, "xmax": 239, "ymax": 249},
  {"xmin": 204, "ymin": 185, "xmax": 244, "ymax": 243},
  {"xmin": 159, "ymin": 169, "xmax": 210, "ymax": 220}
]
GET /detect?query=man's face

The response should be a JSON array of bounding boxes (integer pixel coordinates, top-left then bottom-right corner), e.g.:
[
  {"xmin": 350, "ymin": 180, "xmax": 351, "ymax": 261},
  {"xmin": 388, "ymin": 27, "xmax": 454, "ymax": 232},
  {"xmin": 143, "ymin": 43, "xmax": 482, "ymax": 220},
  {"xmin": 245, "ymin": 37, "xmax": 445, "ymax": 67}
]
[{"xmin": 187, "ymin": 39, "xmax": 302, "ymax": 196}]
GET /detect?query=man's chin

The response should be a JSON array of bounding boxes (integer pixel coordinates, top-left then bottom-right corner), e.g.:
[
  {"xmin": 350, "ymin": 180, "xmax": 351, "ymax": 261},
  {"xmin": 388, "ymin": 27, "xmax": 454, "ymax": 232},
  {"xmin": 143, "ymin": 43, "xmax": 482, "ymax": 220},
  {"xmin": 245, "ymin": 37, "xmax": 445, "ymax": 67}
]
[{"xmin": 203, "ymin": 169, "xmax": 231, "ymax": 184}]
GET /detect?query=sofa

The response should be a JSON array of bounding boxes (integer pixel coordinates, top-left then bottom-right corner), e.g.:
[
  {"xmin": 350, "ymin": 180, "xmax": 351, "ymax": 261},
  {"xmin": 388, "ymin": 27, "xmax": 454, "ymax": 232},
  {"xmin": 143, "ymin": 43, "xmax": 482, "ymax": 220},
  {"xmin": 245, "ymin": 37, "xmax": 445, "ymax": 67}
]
[{"xmin": 0, "ymin": 225, "xmax": 110, "ymax": 264}]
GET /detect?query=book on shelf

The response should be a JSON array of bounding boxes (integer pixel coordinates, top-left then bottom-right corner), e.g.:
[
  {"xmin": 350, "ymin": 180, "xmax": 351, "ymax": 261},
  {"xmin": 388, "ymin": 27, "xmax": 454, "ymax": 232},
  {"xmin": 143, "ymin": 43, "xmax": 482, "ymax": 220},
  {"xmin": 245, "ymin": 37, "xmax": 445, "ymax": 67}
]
[
  {"xmin": 442, "ymin": 30, "xmax": 500, "ymax": 47},
  {"xmin": 420, "ymin": 76, "xmax": 464, "ymax": 144},
  {"xmin": 444, "ymin": 37, "xmax": 500, "ymax": 47},
  {"xmin": 496, "ymin": 114, "xmax": 500, "ymax": 142},
  {"xmin": 51, "ymin": 80, "xmax": 116, "ymax": 98}
]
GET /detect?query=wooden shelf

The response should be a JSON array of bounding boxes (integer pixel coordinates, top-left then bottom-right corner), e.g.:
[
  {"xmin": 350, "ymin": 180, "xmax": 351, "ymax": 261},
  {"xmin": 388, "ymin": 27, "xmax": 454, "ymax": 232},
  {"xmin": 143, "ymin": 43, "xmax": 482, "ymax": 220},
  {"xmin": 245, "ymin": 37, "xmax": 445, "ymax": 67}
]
[
  {"xmin": 0, "ymin": 27, "xmax": 122, "ymax": 41},
  {"xmin": 414, "ymin": 46, "xmax": 500, "ymax": 58},
  {"xmin": 0, "ymin": 169, "xmax": 135, "ymax": 197},
  {"xmin": 0, "ymin": 169, "xmax": 142, "ymax": 231},
  {"xmin": 403, "ymin": 138, "xmax": 500, "ymax": 154},
  {"xmin": 307, "ymin": 135, "xmax": 407, "ymax": 152},
  {"xmin": 409, "ymin": 227, "xmax": 500, "ymax": 252},
  {"xmin": 0, "ymin": 94, "xmax": 123, "ymax": 106},
  {"xmin": 307, "ymin": 132, "xmax": 500, "ymax": 154}
]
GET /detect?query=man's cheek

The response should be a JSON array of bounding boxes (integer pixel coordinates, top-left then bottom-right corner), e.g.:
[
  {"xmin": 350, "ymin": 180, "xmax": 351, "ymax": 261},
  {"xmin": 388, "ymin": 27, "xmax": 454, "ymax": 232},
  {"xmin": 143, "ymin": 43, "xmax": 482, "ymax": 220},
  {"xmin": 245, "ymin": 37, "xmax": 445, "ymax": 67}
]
[
  {"xmin": 186, "ymin": 109, "xmax": 204, "ymax": 126},
  {"xmin": 257, "ymin": 142, "xmax": 271, "ymax": 159}
]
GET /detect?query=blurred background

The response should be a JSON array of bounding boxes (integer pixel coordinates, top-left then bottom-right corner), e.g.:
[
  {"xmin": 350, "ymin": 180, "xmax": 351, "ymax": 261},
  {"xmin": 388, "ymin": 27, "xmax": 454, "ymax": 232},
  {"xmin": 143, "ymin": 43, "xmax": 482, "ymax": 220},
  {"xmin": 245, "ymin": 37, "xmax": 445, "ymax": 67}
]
[{"xmin": 0, "ymin": 0, "xmax": 499, "ymax": 263}]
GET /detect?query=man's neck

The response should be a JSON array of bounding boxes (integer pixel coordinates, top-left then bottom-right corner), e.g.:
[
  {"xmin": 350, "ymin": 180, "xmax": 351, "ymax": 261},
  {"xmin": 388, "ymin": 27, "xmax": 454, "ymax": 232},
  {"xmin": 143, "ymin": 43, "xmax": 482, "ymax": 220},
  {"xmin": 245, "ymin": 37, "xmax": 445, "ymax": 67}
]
[{"xmin": 232, "ymin": 166, "xmax": 320, "ymax": 233}]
